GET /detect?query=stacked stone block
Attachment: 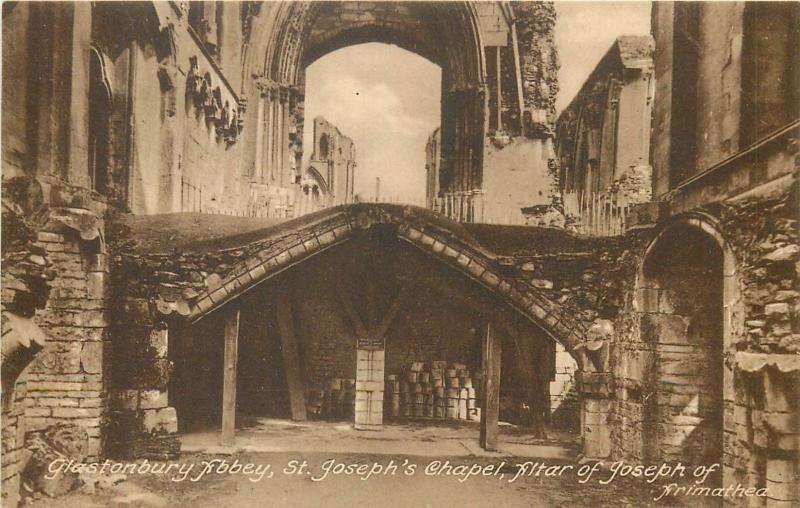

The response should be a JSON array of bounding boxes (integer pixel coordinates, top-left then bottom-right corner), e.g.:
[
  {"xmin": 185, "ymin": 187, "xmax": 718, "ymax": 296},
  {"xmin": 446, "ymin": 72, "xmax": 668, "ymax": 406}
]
[
  {"xmin": 25, "ymin": 228, "xmax": 109, "ymax": 460},
  {"xmin": 1, "ymin": 382, "xmax": 27, "ymax": 508},
  {"xmin": 306, "ymin": 378, "xmax": 355, "ymax": 419},
  {"xmin": 108, "ymin": 300, "xmax": 179, "ymax": 459},
  {"xmin": 387, "ymin": 361, "xmax": 479, "ymax": 421},
  {"xmin": 354, "ymin": 349, "xmax": 385, "ymax": 429},
  {"xmin": 577, "ymin": 372, "xmax": 614, "ymax": 459}
]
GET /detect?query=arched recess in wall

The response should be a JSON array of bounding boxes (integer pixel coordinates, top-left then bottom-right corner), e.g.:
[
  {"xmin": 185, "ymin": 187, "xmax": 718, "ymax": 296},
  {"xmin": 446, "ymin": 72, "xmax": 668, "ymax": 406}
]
[
  {"xmin": 635, "ymin": 213, "xmax": 742, "ymax": 476},
  {"xmin": 241, "ymin": 1, "xmax": 486, "ymax": 196}
]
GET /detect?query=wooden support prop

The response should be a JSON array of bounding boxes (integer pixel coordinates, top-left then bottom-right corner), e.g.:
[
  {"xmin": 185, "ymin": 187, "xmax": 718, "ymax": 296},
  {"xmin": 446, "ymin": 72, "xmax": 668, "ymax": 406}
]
[
  {"xmin": 333, "ymin": 282, "xmax": 369, "ymax": 341},
  {"xmin": 221, "ymin": 305, "xmax": 240, "ymax": 446},
  {"xmin": 371, "ymin": 285, "xmax": 410, "ymax": 341},
  {"xmin": 277, "ymin": 295, "xmax": 308, "ymax": 421},
  {"xmin": 480, "ymin": 321, "xmax": 502, "ymax": 451},
  {"xmin": 508, "ymin": 320, "xmax": 547, "ymax": 438}
]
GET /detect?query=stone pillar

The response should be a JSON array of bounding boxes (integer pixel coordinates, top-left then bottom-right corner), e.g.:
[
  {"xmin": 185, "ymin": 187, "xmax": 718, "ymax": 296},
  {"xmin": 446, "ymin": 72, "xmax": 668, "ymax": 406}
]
[
  {"xmin": 279, "ymin": 87, "xmax": 291, "ymax": 188},
  {"xmin": 577, "ymin": 371, "xmax": 614, "ymax": 459},
  {"xmin": 761, "ymin": 368, "xmax": 799, "ymax": 507},
  {"xmin": 265, "ymin": 90, "xmax": 276, "ymax": 184},
  {"xmin": 355, "ymin": 348, "xmax": 384, "ymax": 429},
  {"xmin": 218, "ymin": 2, "xmax": 243, "ymax": 91},
  {"xmin": 67, "ymin": 2, "xmax": 92, "ymax": 188},
  {"xmin": 108, "ymin": 299, "xmax": 179, "ymax": 459},
  {"xmin": 253, "ymin": 96, "xmax": 265, "ymax": 183}
]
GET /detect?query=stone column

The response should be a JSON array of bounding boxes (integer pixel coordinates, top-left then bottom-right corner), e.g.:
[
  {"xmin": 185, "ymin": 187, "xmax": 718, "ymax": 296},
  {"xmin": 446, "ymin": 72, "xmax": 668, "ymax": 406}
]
[
  {"xmin": 761, "ymin": 367, "xmax": 799, "ymax": 507},
  {"xmin": 254, "ymin": 95, "xmax": 265, "ymax": 183},
  {"xmin": 279, "ymin": 87, "xmax": 291, "ymax": 188},
  {"xmin": 266, "ymin": 89, "xmax": 276, "ymax": 184},
  {"xmin": 355, "ymin": 346, "xmax": 385, "ymax": 429},
  {"xmin": 577, "ymin": 371, "xmax": 614, "ymax": 459},
  {"xmin": 108, "ymin": 298, "xmax": 179, "ymax": 459}
]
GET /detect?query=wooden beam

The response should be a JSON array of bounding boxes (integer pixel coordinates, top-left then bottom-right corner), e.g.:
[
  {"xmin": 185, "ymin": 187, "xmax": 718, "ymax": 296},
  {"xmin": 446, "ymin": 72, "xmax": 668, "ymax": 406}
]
[
  {"xmin": 480, "ymin": 321, "xmax": 502, "ymax": 451},
  {"xmin": 412, "ymin": 273, "xmax": 550, "ymax": 437},
  {"xmin": 370, "ymin": 285, "xmax": 409, "ymax": 341},
  {"xmin": 508, "ymin": 320, "xmax": 547, "ymax": 438},
  {"xmin": 276, "ymin": 295, "xmax": 307, "ymax": 421},
  {"xmin": 333, "ymin": 280, "xmax": 369, "ymax": 341},
  {"xmin": 221, "ymin": 305, "xmax": 240, "ymax": 446}
]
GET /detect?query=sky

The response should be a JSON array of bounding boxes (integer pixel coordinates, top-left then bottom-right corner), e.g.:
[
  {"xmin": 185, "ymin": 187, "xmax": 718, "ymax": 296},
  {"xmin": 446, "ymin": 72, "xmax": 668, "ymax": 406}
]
[
  {"xmin": 303, "ymin": 2, "xmax": 652, "ymax": 202},
  {"xmin": 554, "ymin": 2, "xmax": 652, "ymax": 112},
  {"xmin": 303, "ymin": 44, "xmax": 441, "ymax": 204}
]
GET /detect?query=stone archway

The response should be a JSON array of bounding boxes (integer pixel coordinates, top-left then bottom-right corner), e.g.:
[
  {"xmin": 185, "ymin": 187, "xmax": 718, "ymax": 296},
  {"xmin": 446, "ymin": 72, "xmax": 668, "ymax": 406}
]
[
  {"xmin": 181, "ymin": 204, "xmax": 587, "ymax": 449},
  {"xmin": 635, "ymin": 213, "xmax": 742, "ymax": 482},
  {"xmin": 239, "ymin": 2, "xmax": 486, "ymax": 212},
  {"xmin": 188, "ymin": 205, "xmax": 584, "ymax": 351}
]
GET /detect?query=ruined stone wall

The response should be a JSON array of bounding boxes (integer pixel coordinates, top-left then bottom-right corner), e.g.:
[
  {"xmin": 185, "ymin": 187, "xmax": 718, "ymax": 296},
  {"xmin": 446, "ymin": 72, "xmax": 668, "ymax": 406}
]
[
  {"xmin": 0, "ymin": 3, "xmax": 248, "ymax": 485},
  {"xmin": 425, "ymin": 128, "xmax": 441, "ymax": 211},
  {"xmin": 717, "ymin": 187, "xmax": 799, "ymax": 504},
  {"xmin": 692, "ymin": 3, "xmax": 746, "ymax": 173},
  {"xmin": 1, "ymin": 385, "xmax": 27, "ymax": 508},
  {"xmin": 555, "ymin": 36, "xmax": 654, "ymax": 237},
  {"xmin": 482, "ymin": 1, "xmax": 560, "ymax": 224},
  {"xmin": 514, "ymin": 2, "xmax": 559, "ymax": 123},
  {"xmin": 650, "ymin": 2, "xmax": 797, "ymax": 197},
  {"xmin": 603, "ymin": 4, "xmax": 800, "ymax": 501},
  {"xmin": 439, "ymin": 2, "xmax": 563, "ymax": 225},
  {"xmin": 24, "ymin": 224, "xmax": 109, "ymax": 461},
  {"xmin": 605, "ymin": 181, "xmax": 799, "ymax": 506},
  {"xmin": 126, "ymin": 4, "xmax": 244, "ymax": 216},
  {"xmin": 306, "ymin": 116, "xmax": 356, "ymax": 206}
]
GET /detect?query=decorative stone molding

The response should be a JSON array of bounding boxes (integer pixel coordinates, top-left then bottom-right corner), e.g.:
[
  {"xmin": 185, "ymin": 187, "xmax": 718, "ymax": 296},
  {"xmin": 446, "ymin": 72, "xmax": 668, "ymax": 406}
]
[
  {"xmin": 736, "ymin": 352, "xmax": 800, "ymax": 373},
  {"xmin": 180, "ymin": 204, "xmax": 588, "ymax": 350},
  {"xmin": 186, "ymin": 56, "xmax": 241, "ymax": 145}
]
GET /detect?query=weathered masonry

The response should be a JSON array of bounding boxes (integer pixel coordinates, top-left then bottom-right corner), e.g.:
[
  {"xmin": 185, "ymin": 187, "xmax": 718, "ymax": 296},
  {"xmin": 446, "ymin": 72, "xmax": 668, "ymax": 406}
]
[
  {"xmin": 300, "ymin": 116, "xmax": 357, "ymax": 215},
  {"xmin": 556, "ymin": 36, "xmax": 654, "ymax": 236},
  {"xmin": 0, "ymin": 5, "xmax": 564, "ymax": 504},
  {"xmin": 2, "ymin": 1, "xmax": 562, "ymax": 222},
  {"xmin": 2, "ymin": 2, "xmax": 800, "ymax": 508},
  {"xmin": 109, "ymin": 204, "xmax": 619, "ymax": 453}
]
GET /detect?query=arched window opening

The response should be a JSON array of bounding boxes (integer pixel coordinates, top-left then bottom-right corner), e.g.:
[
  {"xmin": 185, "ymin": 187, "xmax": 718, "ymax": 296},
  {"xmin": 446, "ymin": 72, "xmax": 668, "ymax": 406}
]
[{"xmin": 318, "ymin": 134, "xmax": 329, "ymax": 159}]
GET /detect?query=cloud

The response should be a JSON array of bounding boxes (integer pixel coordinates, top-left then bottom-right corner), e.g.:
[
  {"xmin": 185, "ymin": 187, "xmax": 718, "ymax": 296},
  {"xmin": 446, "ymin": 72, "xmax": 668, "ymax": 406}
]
[{"xmin": 303, "ymin": 43, "xmax": 441, "ymax": 201}]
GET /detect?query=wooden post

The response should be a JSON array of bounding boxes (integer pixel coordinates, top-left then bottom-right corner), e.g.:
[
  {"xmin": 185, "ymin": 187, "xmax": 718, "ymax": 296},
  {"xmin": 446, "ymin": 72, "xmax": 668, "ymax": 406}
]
[
  {"xmin": 221, "ymin": 305, "xmax": 240, "ymax": 446},
  {"xmin": 509, "ymin": 324, "xmax": 546, "ymax": 438},
  {"xmin": 480, "ymin": 321, "xmax": 501, "ymax": 451},
  {"xmin": 277, "ymin": 296, "xmax": 307, "ymax": 421}
]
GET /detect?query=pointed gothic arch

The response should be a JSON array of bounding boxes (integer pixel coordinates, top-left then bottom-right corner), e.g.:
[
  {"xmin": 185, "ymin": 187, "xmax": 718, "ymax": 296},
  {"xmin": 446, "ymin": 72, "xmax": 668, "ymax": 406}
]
[{"xmin": 187, "ymin": 204, "xmax": 586, "ymax": 354}]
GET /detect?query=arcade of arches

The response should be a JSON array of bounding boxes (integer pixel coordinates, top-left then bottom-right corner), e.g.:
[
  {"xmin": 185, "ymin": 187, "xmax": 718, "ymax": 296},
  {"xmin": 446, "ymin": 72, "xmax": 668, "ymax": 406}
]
[{"xmin": 1, "ymin": 2, "xmax": 799, "ymax": 507}]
